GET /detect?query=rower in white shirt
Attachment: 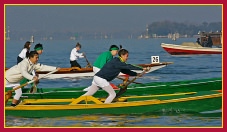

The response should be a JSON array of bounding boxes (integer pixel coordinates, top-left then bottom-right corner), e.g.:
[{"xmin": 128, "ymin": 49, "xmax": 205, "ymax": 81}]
[
  {"xmin": 6, "ymin": 51, "xmax": 60, "ymax": 107},
  {"xmin": 69, "ymin": 42, "xmax": 85, "ymax": 68}
]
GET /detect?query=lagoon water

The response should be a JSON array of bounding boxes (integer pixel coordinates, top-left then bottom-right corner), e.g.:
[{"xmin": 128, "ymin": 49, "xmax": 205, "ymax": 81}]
[{"xmin": 5, "ymin": 38, "xmax": 222, "ymax": 127}]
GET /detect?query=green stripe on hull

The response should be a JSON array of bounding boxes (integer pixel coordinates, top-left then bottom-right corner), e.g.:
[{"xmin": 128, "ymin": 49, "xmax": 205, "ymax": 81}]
[
  {"xmin": 5, "ymin": 96, "xmax": 221, "ymax": 118},
  {"xmin": 5, "ymin": 77, "xmax": 222, "ymax": 99},
  {"xmin": 5, "ymin": 91, "xmax": 222, "ymax": 118}
]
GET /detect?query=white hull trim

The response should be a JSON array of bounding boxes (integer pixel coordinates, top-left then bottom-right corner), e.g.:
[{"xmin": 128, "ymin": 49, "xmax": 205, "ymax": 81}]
[{"xmin": 39, "ymin": 65, "xmax": 167, "ymax": 79}]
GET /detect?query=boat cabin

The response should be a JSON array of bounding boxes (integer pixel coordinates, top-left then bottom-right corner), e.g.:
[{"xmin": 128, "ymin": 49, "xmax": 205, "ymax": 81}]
[{"xmin": 200, "ymin": 32, "xmax": 222, "ymax": 47}]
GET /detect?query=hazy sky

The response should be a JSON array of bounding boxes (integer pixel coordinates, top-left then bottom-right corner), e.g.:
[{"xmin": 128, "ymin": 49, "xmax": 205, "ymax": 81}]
[{"xmin": 5, "ymin": 5, "xmax": 222, "ymax": 33}]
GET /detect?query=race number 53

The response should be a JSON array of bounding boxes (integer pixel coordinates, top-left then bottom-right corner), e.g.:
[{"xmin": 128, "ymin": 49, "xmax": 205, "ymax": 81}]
[{"xmin": 151, "ymin": 56, "xmax": 159, "ymax": 64}]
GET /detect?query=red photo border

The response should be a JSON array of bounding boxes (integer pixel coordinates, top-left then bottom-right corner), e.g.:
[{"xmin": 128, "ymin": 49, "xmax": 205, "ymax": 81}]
[{"xmin": 1, "ymin": 0, "xmax": 225, "ymax": 131}]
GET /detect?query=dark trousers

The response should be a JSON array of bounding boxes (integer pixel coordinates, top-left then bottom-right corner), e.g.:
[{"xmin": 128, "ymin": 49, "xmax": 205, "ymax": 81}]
[
  {"xmin": 70, "ymin": 60, "xmax": 81, "ymax": 68},
  {"xmin": 17, "ymin": 56, "xmax": 23, "ymax": 64}
]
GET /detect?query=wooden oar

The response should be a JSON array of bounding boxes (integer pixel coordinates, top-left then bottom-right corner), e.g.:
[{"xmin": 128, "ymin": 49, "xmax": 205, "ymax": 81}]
[
  {"xmin": 116, "ymin": 77, "xmax": 141, "ymax": 84},
  {"xmin": 5, "ymin": 69, "xmax": 59, "ymax": 104},
  {"xmin": 84, "ymin": 55, "xmax": 92, "ymax": 68},
  {"xmin": 137, "ymin": 62, "xmax": 174, "ymax": 67},
  {"xmin": 115, "ymin": 69, "xmax": 148, "ymax": 99}
]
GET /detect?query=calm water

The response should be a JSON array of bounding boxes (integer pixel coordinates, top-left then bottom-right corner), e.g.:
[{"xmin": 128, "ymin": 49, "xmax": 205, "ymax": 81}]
[{"xmin": 5, "ymin": 38, "xmax": 222, "ymax": 127}]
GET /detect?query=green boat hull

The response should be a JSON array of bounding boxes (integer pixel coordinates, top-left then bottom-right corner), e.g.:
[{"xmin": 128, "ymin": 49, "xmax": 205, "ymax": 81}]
[
  {"xmin": 5, "ymin": 77, "xmax": 222, "ymax": 99},
  {"xmin": 5, "ymin": 91, "xmax": 222, "ymax": 118}
]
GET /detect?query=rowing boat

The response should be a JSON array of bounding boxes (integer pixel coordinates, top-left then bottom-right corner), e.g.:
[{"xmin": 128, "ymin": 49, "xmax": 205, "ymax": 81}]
[
  {"xmin": 5, "ymin": 90, "xmax": 222, "ymax": 118},
  {"xmin": 5, "ymin": 62, "xmax": 173, "ymax": 79},
  {"xmin": 5, "ymin": 77, "xmax": 222, "ymax": 100},
  {"xmin": 39, "ymin": 62, "xmax": 173, "ymax": 79}
]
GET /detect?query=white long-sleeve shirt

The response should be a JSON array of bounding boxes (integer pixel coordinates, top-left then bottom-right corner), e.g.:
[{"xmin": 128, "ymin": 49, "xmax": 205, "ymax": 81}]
[
  {"xmin": 18, "ymin": 48, "xmax": 28, "ymax": 59},
  {"xmin": 70, "ymin": 48, "xmax": 84, "ymax": 61},
  {"xmin": 6, "ymin": 58, "xmax": 57, "ymax": 83}
]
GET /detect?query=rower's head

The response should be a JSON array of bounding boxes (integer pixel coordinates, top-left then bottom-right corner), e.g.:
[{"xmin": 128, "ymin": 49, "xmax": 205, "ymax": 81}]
[
  {"xmin": 28, "ymin": 51, "xmax": 39, "ymax": 64},
  {"xmin": 118, "ymin": 49, "xmax": 129, "ymax": 62},
  {"xmin": 34, "ymin": 43, "xmax": 43, "ymax": 55},
  {"xmin": 76, "ymin": 42, "xmax": 82, "ymax": 51},
  {"xmin": 24, "ymin": 41, "xmax": 31, "ymax": 50},
  {"xmin": 109, "ymin": 45, "xmax": 119, "ymax": 56}
]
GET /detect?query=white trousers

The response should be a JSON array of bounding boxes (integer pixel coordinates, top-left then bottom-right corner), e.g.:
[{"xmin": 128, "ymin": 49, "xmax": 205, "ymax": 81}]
[
  {"xmin": 83, "ymin": 76, "xmax": 116, "ymax": 103},
  {"xmin": 5, "ymin": 79, "xmax": 22, "ymax": 100},
  {"xmin": 5, "ymin": 72, "xmax": 35, "ymax": 101},
  {"xmin": 83, "ymin": 66, "xmax": 100, "ymax": 91}
]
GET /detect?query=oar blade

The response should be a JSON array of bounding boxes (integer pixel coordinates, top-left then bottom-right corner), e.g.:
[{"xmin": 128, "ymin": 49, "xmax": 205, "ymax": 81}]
[
  {"xmin": 115, "ymin": 87, "xmax": 127, "ymax": 99},
  {"xmin": 5, "ymin": 90, "xmax": 12, "ymax": 104}
]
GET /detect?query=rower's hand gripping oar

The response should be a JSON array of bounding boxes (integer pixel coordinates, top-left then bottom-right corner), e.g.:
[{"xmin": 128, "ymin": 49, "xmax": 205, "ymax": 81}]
[
  {"xmin": 5, "ymin": 68, "xmax": 59, "ymax": 104},
  {"xmin": 115, "ymin": 67, "xmax": 150, "ymax": 99}
]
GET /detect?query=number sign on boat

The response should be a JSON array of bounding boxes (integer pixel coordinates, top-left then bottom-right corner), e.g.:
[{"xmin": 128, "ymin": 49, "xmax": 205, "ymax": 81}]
[{"xmin": 151, "ymin": 56, "xmax": 160, "ymax": 64}]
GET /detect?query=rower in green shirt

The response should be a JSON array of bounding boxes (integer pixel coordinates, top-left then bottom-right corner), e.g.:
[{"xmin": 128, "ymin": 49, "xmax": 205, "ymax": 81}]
[
  {"xmin": 92, "ymin": 45, "xmax": 119, "ymax": 73},
  {"xmin": 83, "ymin": 45, "xmax": 119, "ymax": 91}
]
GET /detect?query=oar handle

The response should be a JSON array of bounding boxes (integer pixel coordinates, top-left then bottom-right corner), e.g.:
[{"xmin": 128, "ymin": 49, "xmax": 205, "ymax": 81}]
[
  {"xmin": 85, "ymin": 56, "xmax": 89, "ymax": 63},
  {"xmin": 116, "ymin": 77, "xmax": 141, "ymax": 84},
  {"xmin": 115, "ymin": 69, "xmax": 148, "ymax": 99},
  {"xmin": 11, "ymin": 68, "xmax": 59, "ymax": 92},
  {"xmin": 123, "ymin": 69, "xmax": 147, "ymax": 88},
  {"xmin": 38, "ymin": 68, "xmax": 59, "ymax": 79}
]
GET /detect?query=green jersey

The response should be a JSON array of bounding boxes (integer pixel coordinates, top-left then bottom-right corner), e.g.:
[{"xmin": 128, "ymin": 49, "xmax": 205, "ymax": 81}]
[{"xmin": 93, "ymin": 51, "xmax": 113, "ymax": 69}]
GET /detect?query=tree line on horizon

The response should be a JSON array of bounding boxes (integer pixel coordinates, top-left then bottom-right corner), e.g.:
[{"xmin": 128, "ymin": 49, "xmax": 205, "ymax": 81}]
[
  {"xmin": 147, "ymin": 20, "xmax": 222, "ymax": 37},
  {"xmin": 6, "ymin": 21, "xmax": 222, "ymax": 40}
]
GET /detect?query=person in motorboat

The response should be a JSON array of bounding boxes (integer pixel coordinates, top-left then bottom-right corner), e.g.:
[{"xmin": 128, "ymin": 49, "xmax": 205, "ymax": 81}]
[
  {"xmin": 69, "ymin": 42, "xmax": 85, "ymax": 68},
  {"xmin": 83, "ymin": 45, "xmax": 119, "ymax": 91},
  {"xmin": 5, "ymin": 51, "xmax": 60, "ymax": 107},
  {"xmin": 202, "ymin": 35, "xmax": 213, "ymax": 47},
  {"xmin": 196, "ymin": 38, "xmax": 201, "ymax": 46},
  {"xmin": 206, "ymin": 35, "xmax": 213, "ymax": 47},
  {"xmin": 82, "ymin": 49, "xmax": 148, "ymax": 103}
]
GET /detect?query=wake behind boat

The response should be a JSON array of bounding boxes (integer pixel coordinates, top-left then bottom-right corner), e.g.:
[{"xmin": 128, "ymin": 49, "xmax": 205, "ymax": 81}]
[{"xmin": 161, "ymin": 43, "xmax": 222, "ymax": 55}]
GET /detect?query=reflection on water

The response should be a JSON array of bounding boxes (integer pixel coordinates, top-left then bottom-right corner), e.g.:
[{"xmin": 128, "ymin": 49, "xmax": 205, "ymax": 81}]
[{"xmin": 5, "ymin": 113, "xmax": 222, "ymax": 127}]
